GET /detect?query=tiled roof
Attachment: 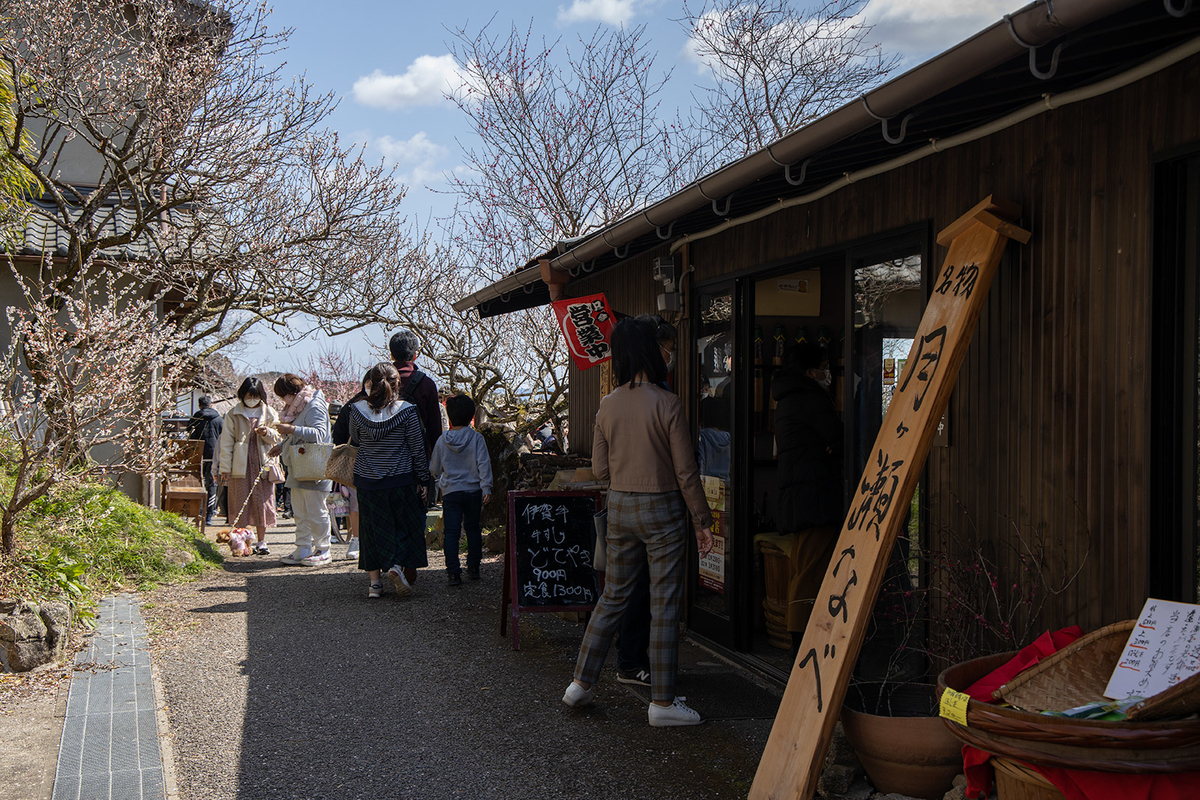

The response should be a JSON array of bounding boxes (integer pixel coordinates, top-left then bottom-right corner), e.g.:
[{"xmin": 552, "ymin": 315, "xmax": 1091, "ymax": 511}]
[{"xmin": 3, "ymin": 198, "xmax": 216, "ymax": 261}]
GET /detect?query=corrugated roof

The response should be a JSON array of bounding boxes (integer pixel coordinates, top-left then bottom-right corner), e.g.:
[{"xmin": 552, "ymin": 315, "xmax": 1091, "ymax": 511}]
[{"xmin": 457, "ymin": 0, "xmax": 1200, "ymax": 317}]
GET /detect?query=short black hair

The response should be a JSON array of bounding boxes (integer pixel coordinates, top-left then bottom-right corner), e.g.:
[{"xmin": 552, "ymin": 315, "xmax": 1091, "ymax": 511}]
[
  {"xmin": 388, "ymin": 329, "xmax": 420, "ymax": 363},
  {"xmin": 197, "ymin": 395, "xmax": 211, "ymax": 408},
  {"xmin": 611, "ymin": 315, "xmax": 667, "ymax": 388},
  {"xmin": 782, "ymin": 342, "xmax": 826, "ymax": 373},
  {"xmin": 445, "ymin": 394, "xmax": 476, "ymax": 427},
  {"xmin": 237, "ymin": 377, "xmax": 268, "ymax": 404}
]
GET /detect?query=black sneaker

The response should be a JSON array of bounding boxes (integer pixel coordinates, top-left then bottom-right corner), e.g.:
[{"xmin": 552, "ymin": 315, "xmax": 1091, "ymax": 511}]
[
  {"xmin": 448, "ymin": 572, "xmax": 462, "ymax": 586},
  {"xmin": 617, "ymin": 668, "xmax": 652, "ymax": 687},
  {"xmin": 466, "ymin": 566, "xmax": 481, "ymax": 581}
]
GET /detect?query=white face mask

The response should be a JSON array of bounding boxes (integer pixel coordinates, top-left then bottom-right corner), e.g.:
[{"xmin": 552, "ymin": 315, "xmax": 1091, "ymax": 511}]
[
  {"xmin": 244, "ymin": 398, "xmax": 261, "ymax": 408},
  {"xmin": 661, "ymin": 345, "xmax": 676, "ymax": 372}
]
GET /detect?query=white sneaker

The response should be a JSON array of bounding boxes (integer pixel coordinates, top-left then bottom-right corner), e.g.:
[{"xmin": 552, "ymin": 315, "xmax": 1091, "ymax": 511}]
[
  {"xmin": 345, "ymin": 539, "xmax": 360, "ymax": 560},
  {"xmin": 648, "ymin": 697, "xmax": 702, "ymax": 727},
  {"xmin": 562, "ymin": 681, "xmax": 595, "ymax": 708},
  {"xmin": 387, "ymin": 566, "xmax": 412, "ymax": 598},
  {"xmin": 279, "ymin": 548, "xmax": 310, "ymax": 566},
  {"xmin": 300, "ymin": 550, "xmax": 331, "ymax": 567}
]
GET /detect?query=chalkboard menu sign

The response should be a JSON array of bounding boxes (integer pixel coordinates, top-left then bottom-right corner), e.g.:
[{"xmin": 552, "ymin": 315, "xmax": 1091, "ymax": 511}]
[{"xmin": 501, "ymin": 490, "xmax": 601, "ymax": 649}]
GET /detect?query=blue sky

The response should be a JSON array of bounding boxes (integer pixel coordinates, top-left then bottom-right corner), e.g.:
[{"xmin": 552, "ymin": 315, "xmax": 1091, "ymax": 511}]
[{"xmin": 244, "ymin": 0, "xmax": 1014, "ymax": 372}]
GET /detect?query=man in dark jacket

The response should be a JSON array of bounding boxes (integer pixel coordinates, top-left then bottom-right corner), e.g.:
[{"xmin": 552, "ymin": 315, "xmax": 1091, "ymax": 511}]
[
  {"xmin": 771, "ymin": 342, "xmax": 844, "ymax": 650},
  {"xmin": 389, "ymin": 329, "xmax": 444, "ymax": 504},
  {"xmin": 187, "ymin": 396, "xmax": 223, "ymax": 524}
]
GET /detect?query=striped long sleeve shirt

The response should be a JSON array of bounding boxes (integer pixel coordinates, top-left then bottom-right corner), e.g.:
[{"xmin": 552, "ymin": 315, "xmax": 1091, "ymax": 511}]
[{"xmin": 347, "ymin": 400, "xmax": 431, "ymax": 490}]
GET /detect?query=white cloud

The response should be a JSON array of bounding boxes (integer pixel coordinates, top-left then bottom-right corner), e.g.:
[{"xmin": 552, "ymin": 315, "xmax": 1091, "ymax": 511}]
[
  {"xmin": 557, "ymin": 0, "xmax": 639, "ymax": 26},
  {"xmin": 352, "ymin": 54, "xmax": 460, "ymax": 110},
  {"xmin": 858, "ymin": 0, "xmax": 1014, "ymax": 61},
  {"xmin": 375, "ymin": 132, "xmax": 450, "ymax": 186}
]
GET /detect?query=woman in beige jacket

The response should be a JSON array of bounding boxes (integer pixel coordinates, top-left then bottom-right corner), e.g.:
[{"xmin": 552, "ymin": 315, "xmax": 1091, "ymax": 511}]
[
  {"xmin": 217, "ymin": 377, "xmax": 282, "ymax": 554},
  {"xmin": 563, "ymin": 316, "xmax": 714, "ymax": 727}
]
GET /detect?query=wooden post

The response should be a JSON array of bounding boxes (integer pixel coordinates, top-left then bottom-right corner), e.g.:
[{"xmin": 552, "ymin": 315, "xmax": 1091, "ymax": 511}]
[{"xmin": 749, "ymin": 196, "xmax": 1031, "ymax": 800}]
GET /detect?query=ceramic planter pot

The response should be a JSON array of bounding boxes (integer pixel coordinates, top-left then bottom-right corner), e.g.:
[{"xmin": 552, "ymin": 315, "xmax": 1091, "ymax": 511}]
[{"xmin": 840, "ymin": 682, "xmax": 963, "ymax": 800}]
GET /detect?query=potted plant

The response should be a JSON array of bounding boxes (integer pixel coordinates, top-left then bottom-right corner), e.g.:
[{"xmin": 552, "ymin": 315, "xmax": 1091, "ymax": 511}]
[{"xmin": 839, "ymin": 509, "xmax": 1089, "ymax": 800}]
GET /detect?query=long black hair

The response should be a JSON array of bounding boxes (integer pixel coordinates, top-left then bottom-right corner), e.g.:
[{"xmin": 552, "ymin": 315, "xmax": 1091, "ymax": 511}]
[
  {"xmin": 237, "ymin": 377, "xmax": 268, "ymax": 404},
  {"xmin": 611, "ymin": 315, "xmax": 667, "ymax": 388}
]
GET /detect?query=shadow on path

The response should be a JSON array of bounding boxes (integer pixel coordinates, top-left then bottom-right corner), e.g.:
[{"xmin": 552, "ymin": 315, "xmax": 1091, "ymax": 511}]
[{"xmin": 149, "ymin": 538, "xmax": 774, "ymax": 800}]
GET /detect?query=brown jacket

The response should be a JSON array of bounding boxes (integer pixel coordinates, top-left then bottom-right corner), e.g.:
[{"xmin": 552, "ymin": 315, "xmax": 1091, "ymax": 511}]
[{"xmin": 592, "ymin": 381, "xmax": 714, "ymax": 530}]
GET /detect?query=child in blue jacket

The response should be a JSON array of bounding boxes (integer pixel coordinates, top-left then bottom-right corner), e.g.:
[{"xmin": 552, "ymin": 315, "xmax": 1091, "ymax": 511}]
[{"xmin": 429, "ymin": 394, "xmax": 493, "ymax": 585}]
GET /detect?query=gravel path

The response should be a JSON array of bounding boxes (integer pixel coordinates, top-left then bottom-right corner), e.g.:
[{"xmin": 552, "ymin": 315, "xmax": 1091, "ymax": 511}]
[{"xmin": 143, "ymin": 523, "xmax": 773, "ymax": 799}]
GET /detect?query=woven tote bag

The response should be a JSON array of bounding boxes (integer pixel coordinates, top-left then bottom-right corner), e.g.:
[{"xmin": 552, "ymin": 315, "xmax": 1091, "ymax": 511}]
[
  {"xmin": 324, "ymin": 443, "xmax": 358, "ymax": 488},
  {"xmin": 289, "ymin": 442, "xmax": 333, "ymax": 482}
]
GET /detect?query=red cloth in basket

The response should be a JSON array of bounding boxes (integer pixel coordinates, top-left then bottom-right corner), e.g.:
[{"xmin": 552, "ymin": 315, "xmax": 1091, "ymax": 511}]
[{"xmin": 960, "ymin": 626, "xmax": 1200, "ymax": 800}]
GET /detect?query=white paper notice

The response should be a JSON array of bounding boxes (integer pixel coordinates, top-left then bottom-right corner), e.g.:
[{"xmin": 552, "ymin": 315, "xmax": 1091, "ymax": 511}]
[{"xmin": 1104, "ymin": 597, "xmax": 1200, "ymax": 701}]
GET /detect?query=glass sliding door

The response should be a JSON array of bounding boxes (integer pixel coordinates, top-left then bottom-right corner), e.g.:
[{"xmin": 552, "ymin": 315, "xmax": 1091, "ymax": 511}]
[
  {"xmin": 848, "ymin": 247, "xmax": 926, "ymax": 682},
  {"xmin": 690, "ymin": 284, "xmax": 738, "ymax": 645}
]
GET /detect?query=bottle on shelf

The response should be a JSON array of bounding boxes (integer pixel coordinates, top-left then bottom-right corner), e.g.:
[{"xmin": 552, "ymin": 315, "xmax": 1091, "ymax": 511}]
[
  {"xmin": 754, "ymin": 324, "xmax": 764, "ymax": 366},
  {"xmin": 772, "ymin": 323, "xmax": 786, "ymax": 365}
]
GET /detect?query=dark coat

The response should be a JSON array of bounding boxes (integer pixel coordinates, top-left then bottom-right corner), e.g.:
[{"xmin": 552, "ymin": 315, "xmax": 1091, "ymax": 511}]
[
  {"xmin": 771, "ymin": 371, "xmax": 843, "ymax": 533},
  {"xmin": 332, "ymin": 390, "xmax": 368, "ymax": 446},
  {"xmin": 399, "ymin": 366, "xmax": 443, "ymax": 460},
  {"xmin": 187, "ymin": 407, "xmax": 223, "ymax": 461}
]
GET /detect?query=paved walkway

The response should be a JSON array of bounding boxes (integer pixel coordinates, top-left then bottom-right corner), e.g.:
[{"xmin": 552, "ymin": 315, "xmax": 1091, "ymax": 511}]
[
  {"xmin": 140, "ymin": 521, "xmax": 779, "ymax": 800},
  {"xmin": 53, "ymin": 595, "xmax": 166, "ymax": 800}
]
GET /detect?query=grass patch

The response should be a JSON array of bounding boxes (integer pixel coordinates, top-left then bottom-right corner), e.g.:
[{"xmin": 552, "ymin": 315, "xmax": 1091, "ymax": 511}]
[{"xmin": 0, "ymin": 477, "xmax": 223, "ymax": 619}]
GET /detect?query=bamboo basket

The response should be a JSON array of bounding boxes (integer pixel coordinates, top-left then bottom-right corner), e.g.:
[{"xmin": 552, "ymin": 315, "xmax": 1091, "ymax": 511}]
[
  {"xmin": 991, "ymin": 757, "xmax": 1064, "ymax": 800},
  {"xmin": 937, "ymin": 652, "xmax": 1200, "ymax": 772},
  {"xmin": 997, "ymin": 620, "xmax": 1200, "ymax": 721}
]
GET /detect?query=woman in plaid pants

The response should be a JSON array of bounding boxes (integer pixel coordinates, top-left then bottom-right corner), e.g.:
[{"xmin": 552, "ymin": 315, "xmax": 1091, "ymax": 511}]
[{"xmin": 563, "ymin": 316, "xmax": 715, "ymax": 727}]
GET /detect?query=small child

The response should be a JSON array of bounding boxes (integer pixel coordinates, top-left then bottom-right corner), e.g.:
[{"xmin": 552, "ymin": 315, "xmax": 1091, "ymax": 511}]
[{"xmin": 429, "ymin": 394, "xmax": 493, "ymax": 586}]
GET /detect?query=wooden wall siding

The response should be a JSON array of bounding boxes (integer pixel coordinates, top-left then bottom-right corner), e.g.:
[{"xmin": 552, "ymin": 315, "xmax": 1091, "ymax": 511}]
[
  {"xmin": 565, "ymin": 245, "xmax": 669, "ymax": 456},
  {"xmin": 558, "ymin": 55, "xmax": 1200, "ymax": 634}
]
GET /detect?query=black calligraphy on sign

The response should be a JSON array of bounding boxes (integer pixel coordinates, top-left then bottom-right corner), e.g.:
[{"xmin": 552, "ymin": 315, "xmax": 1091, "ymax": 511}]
[
  {"xmin": 934, "ymin": 262, "xmax": 981, "ymax": 300},
  {"xmin": 829, "ymin": 570, "xmax": 859, "ymax": 623},
  {"xmin": 832, "ymin": 546, "xmax": 856, "ymax": 576},
  {"xmin": 847, "ymin": 450, "xmax": 905, "ymax": 542},
  {"xmin": 898, "ymin": 326, "xmax": 946, "ymax": 412},
  {"xmin": 568, "ymin": 300, "xmax": 611, "ymax": 361}
]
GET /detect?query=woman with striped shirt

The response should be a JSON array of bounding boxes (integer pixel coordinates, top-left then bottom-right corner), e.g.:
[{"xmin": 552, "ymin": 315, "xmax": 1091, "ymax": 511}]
[{"xmin": 348, "ymin": 362, "xmax": 431, "ymax": 599}]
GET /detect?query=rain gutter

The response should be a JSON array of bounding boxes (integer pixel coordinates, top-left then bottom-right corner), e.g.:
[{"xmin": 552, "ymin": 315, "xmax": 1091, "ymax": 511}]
[{"xmin": 452, "ymin": 0, "xmax": 1146, "ymax": 314}]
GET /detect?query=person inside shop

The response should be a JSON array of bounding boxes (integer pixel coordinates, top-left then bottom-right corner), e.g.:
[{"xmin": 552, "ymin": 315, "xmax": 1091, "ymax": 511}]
[
  {"xmin": 771, "ymin": 342, "xmax": 844, "ymax": 652},
  {"xmin": 270, "ymin": 374, "xmax": 334, "ymax": 566},
  {"xmin": 332, "ymin": 372, "xmax": 369, "ymax": 562},
  {"xmin": 348, "ymin": 362, "xmax": 430, "ymax": 599},
  {"xmin": 563, "ymin": 315, "xmax": 714, "ymax": 727},
  {"xmin": 216, "ymin": 378, "xmax": 281, "ymax": 555},
  {"xmin": 389, "ymin": 329, "xmax": 444, "ymax": 507},
  {"xmin": 696, "ymin": 395, "xmax": 731, "ymax": 483},
  {"xmin": 187, "ymin": 395, "xmax": 223, "ymax": 525}
]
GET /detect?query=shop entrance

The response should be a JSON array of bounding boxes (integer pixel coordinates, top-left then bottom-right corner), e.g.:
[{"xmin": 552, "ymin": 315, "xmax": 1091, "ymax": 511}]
[{"xmin": 687, "ymin": 231, "xmax": 928, "ymax": 679}]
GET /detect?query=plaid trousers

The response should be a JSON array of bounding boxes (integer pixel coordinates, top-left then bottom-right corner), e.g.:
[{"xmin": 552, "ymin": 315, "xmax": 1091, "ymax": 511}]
[{"xmin": 574, "ymin": 490, "xmax": 687, "ymax": 702}]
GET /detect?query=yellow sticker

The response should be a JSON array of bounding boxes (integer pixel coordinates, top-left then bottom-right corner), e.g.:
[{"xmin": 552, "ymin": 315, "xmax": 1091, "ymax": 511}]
[{"xmin": 939, "ymin": 688, "xmax": 971, "ymax": 726}]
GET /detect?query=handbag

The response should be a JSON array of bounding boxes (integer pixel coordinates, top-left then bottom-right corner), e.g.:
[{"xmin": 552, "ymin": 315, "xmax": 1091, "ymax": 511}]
[
  {"xmin": 288, "ymin": 442, "xmax": 333, "ymax": 482},
  {"xmin": 324, "ymin": 443, "xmax": 358, "ymax": 488},
  {"xmin": 263, "ymin": 455, "xmax": 286, "ymax": 484}
]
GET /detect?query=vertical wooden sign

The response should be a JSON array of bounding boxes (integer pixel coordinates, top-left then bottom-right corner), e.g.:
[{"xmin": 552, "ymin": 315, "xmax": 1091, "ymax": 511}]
[{"xmin": 750, "ymin": 197, "xmax": 1031, "ymax": 800}]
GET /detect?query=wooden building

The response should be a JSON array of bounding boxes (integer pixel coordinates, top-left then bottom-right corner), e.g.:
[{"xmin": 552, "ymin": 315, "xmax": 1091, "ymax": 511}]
[{"xmin": 455, "ymin": 0, "xmax": 1200, "ymax": 680}]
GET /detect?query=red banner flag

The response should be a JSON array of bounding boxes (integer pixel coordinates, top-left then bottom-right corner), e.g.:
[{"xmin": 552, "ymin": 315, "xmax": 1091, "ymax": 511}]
[{"xmin": 551, "ymin": 293, "xmax": 615, "ymax": 371}]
